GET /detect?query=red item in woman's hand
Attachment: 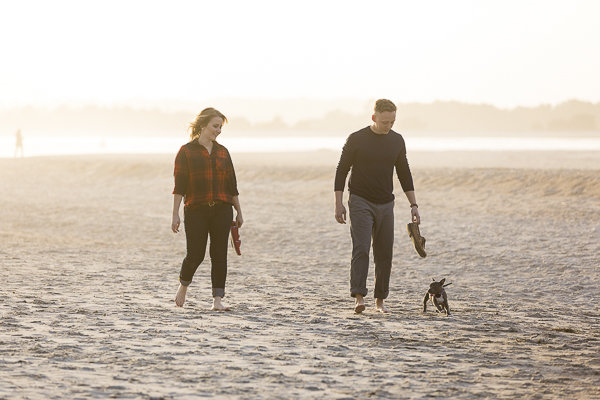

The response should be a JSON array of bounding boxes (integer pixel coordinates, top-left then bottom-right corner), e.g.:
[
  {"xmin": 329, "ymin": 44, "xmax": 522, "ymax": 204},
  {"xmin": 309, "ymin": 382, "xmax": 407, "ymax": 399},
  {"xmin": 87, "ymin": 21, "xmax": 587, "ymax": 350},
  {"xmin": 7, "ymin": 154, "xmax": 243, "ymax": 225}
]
[{"xmin": 231, "ymin": 221, "xmax": 241, "ymax": 256}]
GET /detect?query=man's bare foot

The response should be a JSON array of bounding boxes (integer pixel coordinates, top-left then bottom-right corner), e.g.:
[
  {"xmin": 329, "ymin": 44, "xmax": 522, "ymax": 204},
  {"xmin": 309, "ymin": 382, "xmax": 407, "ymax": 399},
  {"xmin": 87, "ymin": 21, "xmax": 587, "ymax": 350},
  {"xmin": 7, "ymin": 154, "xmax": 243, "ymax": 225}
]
[
  {"xmin": 376, "ymin": 299, "xmax": 391, "ymax": 313},
  {"xmin": 175, "ymin": 284, "xmax": 188, "ymax": 307},
  {"xmin": 354, "ymin": 294, "xmax": 366, "ymax": 313},
  {"xmin": 212, "ymin": 296, "xmax": 230, "ymax": 311}
]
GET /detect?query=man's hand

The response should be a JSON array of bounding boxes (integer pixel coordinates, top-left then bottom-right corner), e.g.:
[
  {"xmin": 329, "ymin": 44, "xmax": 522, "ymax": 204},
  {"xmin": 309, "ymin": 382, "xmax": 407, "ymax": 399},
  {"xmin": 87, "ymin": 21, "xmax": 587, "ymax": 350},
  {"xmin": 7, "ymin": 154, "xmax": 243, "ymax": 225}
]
[
  {"xmin": 335, "ymin": 203, "xmax": 347, "ymax": 224},
  {"xmin": 405, "ymin": 191, "xmax": 420, "ymax": 224},
  {"xmin": 411, "ymin": 206, "xmax": 421, "ymax": 225}
]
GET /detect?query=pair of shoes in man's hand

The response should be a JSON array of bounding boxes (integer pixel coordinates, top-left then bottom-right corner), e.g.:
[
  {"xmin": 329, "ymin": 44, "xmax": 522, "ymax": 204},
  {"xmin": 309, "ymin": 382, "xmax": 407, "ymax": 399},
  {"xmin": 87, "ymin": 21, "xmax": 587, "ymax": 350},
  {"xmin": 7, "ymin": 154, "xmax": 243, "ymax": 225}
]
[{"xmin": 407, "ymin": 222, "xmax": 426, "ymax": 258}]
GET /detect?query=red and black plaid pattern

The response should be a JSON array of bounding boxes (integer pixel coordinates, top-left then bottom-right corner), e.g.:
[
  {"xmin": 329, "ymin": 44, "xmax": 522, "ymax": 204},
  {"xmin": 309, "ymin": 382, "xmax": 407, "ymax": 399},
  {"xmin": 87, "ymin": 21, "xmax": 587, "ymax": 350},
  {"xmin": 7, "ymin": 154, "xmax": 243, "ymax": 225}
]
[{"xmin": 173, "ymin": 141, "xmax": 239, "ymax": 209}]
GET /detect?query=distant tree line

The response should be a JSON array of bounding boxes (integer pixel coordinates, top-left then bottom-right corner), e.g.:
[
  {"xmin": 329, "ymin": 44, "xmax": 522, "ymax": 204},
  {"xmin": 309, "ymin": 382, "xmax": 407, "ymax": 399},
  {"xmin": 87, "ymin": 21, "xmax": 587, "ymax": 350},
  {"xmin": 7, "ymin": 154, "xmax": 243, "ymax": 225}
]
[
  {"xmin": 243, "ymin": 100, "xmax": 600, "ymax": 133},
  {"xmin": 1, "ymin": 100, "xmax": 598, "ymax": 136}
]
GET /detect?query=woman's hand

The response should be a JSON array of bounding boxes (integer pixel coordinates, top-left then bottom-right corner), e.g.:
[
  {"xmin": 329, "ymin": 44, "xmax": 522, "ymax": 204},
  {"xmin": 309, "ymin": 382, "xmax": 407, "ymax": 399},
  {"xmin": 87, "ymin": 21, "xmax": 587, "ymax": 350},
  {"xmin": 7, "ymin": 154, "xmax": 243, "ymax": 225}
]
[
  {"xmin": 171, "ymin": 214, "xmax": 181, "ymax": 233},
  {"xmin": 231, "ymin": 196, "xmax": 243, "ymax": 228},
  {"xmin": 172, "ymin": 194, "xmax": 183, "ymax": 233}
]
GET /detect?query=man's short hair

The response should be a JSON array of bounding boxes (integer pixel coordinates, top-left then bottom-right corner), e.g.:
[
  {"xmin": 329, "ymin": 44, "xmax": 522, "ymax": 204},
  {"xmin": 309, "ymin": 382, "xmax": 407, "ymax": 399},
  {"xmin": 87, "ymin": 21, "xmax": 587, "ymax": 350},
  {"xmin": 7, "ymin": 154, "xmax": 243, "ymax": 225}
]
[{"xmin": 374, "ymin": 99, "xmax": 397, "ymax": 113}]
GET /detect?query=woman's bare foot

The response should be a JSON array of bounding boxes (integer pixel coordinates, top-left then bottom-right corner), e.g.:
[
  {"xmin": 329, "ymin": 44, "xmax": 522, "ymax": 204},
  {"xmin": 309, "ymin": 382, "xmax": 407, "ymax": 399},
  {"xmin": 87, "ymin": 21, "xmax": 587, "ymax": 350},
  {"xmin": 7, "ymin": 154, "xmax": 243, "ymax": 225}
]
[
  {"xmin": 212, "ymin": 296, "xmax": 230, "ymax": 311},
  {"xmin": 376, "ymin": 298, "xmax": 391, "ymax": 313},
  {"xmin": 175, "ymin": 284, "xmax": 187, "ymax": 307},
  {"xmin": 354, "ymin": 294, "xmax": 366, "ymax": 313}
]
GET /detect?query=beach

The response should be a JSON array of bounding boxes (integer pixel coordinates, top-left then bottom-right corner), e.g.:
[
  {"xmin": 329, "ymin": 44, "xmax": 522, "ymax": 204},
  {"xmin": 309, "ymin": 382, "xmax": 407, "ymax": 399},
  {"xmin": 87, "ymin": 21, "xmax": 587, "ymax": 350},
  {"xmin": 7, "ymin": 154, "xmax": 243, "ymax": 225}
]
[{"xmin": 1, "ymin": 150, "xmax": 599, "ymax": 399}]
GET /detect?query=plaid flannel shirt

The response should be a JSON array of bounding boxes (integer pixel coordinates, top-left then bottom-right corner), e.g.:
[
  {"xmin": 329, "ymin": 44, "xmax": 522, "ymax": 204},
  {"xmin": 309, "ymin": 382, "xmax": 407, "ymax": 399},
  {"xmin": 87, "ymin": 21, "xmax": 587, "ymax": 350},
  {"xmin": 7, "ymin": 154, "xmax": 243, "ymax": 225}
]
[{"xmin": 173, "ymin": 141, "xmax": 239, "ymax": 210}]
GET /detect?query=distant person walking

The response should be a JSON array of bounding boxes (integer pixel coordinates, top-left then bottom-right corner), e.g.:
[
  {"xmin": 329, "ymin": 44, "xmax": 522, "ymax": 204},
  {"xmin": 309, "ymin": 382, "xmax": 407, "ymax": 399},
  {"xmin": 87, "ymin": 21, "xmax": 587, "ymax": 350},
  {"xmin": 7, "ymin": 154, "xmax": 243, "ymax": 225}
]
[
  {"xmin": 14, "ymin": 129, "xmax": 23, "ymax": 157},
  {"xmin": 334, "ymin": 99, "xmax": 420, "ymax": 313},
  {"xmin": 171, "ymin": 108, "xmax": 243, "ymax": 311}
]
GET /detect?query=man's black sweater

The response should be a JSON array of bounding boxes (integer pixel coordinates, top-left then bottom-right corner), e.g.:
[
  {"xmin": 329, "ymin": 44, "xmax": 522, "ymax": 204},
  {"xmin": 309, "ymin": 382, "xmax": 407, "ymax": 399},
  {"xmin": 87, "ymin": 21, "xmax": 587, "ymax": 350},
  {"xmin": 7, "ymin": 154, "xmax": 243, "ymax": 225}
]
[{"xmin": 334, "ymin": 126, "xmax": 414, "ymax": 204}]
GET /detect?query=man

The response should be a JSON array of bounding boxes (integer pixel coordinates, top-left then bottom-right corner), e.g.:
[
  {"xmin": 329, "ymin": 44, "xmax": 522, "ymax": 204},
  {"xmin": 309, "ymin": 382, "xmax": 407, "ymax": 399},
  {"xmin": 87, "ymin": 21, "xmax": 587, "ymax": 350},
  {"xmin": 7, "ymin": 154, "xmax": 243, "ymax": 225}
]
[{"xmin": 334, "ymin": 99, "xmax": 420, "ymax": 313}]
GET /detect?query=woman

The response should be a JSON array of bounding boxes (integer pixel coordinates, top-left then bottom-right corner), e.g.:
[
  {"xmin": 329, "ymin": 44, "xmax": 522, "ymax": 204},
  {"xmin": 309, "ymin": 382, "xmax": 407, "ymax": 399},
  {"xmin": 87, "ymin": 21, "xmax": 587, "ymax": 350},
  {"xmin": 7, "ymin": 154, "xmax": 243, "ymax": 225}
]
[{"xmin": 171, "ymin": 107, "xmax": 243, "ymax": 311}]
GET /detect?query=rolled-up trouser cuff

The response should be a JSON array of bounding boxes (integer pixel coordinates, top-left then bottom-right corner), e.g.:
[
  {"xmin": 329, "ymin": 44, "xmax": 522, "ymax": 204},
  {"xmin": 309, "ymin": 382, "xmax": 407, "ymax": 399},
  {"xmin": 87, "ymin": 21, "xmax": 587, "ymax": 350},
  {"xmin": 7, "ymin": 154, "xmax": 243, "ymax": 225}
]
[
  {"xmin": 351, "ymin": 289, "xmax": 368, "ymax": 298},
  {"xmin": 179, "ymin": 278, "xmax": 192, "ymax": 287},
  {"xmin": 374, "ymin": 290, "xmax": 389, "ymax": 300},
  {"xmin": 212, "ymin": 288, "xmax": 225, "ymax": 298}
]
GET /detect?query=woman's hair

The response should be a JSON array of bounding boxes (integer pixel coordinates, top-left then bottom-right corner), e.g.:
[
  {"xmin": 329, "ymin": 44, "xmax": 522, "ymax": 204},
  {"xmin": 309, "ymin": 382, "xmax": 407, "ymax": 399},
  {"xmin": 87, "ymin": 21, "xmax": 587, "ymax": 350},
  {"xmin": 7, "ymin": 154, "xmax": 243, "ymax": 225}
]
[
  {"xmin": 189, "ymin": 108, "xmax": 228, "ymax": 141},
  {"xmin": 374, "ymin": 99, "xmax": 397, "ymax": 113}
]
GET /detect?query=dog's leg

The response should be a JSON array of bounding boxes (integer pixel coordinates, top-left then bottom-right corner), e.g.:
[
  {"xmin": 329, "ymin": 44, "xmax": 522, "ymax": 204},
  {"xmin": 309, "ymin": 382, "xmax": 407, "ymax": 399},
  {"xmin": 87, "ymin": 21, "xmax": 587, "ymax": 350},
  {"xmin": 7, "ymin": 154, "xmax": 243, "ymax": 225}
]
[
  {"xmin": 423, "ymin": 293, "xmax": 429, "ymax": 313},
  {"xmin": 443, "ymin": 302, "xmax": 451, "ymax": 316},
  {"xmin": 442, "ymin": 293, "xmax": 451, "ymax": 316}
]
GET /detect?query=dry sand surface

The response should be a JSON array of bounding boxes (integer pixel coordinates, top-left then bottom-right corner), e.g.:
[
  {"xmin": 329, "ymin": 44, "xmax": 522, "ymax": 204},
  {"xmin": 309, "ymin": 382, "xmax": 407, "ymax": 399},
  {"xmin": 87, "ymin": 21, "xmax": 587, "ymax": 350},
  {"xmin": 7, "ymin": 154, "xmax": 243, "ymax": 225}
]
[{"xmin": 1, "ymin": 149, "xmax": 600, "ymax": 399}]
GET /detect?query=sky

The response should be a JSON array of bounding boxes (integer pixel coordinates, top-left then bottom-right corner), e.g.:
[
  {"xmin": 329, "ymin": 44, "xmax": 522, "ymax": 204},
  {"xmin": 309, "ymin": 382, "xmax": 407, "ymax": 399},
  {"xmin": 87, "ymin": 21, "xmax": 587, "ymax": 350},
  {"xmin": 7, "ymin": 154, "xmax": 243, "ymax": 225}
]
[{"xmin": 1, "ymin": 0, "xmax": 600, "ymax": 119}]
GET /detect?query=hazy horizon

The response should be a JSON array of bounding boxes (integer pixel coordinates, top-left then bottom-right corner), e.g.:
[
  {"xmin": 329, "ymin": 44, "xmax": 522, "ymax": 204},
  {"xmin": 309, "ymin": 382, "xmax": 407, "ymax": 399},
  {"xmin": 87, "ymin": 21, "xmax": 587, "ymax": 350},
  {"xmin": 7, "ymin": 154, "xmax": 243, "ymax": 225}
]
[
  {"xmin": 2, "ymin": 98, "xmax": 600, "ymax": 139},
  {"xmin": 3, "ymin": 96, "xmax": 600, "ymax": 124}
]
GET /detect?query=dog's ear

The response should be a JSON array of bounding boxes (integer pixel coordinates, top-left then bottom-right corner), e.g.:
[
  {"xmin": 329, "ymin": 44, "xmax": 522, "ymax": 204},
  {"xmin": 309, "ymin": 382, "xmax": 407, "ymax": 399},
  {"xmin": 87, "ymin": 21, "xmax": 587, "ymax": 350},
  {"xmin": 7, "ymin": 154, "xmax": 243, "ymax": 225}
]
[
  {"xmin": 439, "ymin": 278, "xmax": 445, "ymax": 285},
  {"xmin": 431, "ymin": 277, "xmax": 436, "ymax": 282}
]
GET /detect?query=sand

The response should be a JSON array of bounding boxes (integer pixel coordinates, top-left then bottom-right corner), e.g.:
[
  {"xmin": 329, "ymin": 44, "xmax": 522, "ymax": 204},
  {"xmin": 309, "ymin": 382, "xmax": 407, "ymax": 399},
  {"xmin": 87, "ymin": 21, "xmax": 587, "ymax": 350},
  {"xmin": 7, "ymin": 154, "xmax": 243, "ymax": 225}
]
[{"xmin": 1, "ymin": 150, "xmax": 599, "ymax": 399}]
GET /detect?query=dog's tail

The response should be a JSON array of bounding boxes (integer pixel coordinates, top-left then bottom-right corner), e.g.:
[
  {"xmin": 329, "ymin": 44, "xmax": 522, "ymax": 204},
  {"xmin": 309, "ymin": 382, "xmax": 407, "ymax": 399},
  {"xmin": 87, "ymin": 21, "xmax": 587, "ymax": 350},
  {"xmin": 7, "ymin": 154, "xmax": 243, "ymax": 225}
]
[{"xmin": 443, "ymin": 282, "xmax": 452, "ymax": 287}]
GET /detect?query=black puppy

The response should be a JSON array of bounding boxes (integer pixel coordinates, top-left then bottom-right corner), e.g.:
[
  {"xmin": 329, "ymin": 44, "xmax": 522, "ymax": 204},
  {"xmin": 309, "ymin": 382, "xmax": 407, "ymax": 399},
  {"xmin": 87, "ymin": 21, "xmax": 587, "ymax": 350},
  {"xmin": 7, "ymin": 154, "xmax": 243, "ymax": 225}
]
[{"xmin": 423, "ymin": 278, "xmax": 452, "ymax": 316}]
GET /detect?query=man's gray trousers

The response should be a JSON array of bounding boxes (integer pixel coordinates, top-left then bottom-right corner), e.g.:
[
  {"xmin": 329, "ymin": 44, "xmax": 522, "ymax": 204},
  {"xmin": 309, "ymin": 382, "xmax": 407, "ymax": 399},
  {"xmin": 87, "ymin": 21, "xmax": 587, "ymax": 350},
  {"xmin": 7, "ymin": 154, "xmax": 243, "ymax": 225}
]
[{"xmin": 348, "ymin": 194, "xmax": 394, "ymax": 299}]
